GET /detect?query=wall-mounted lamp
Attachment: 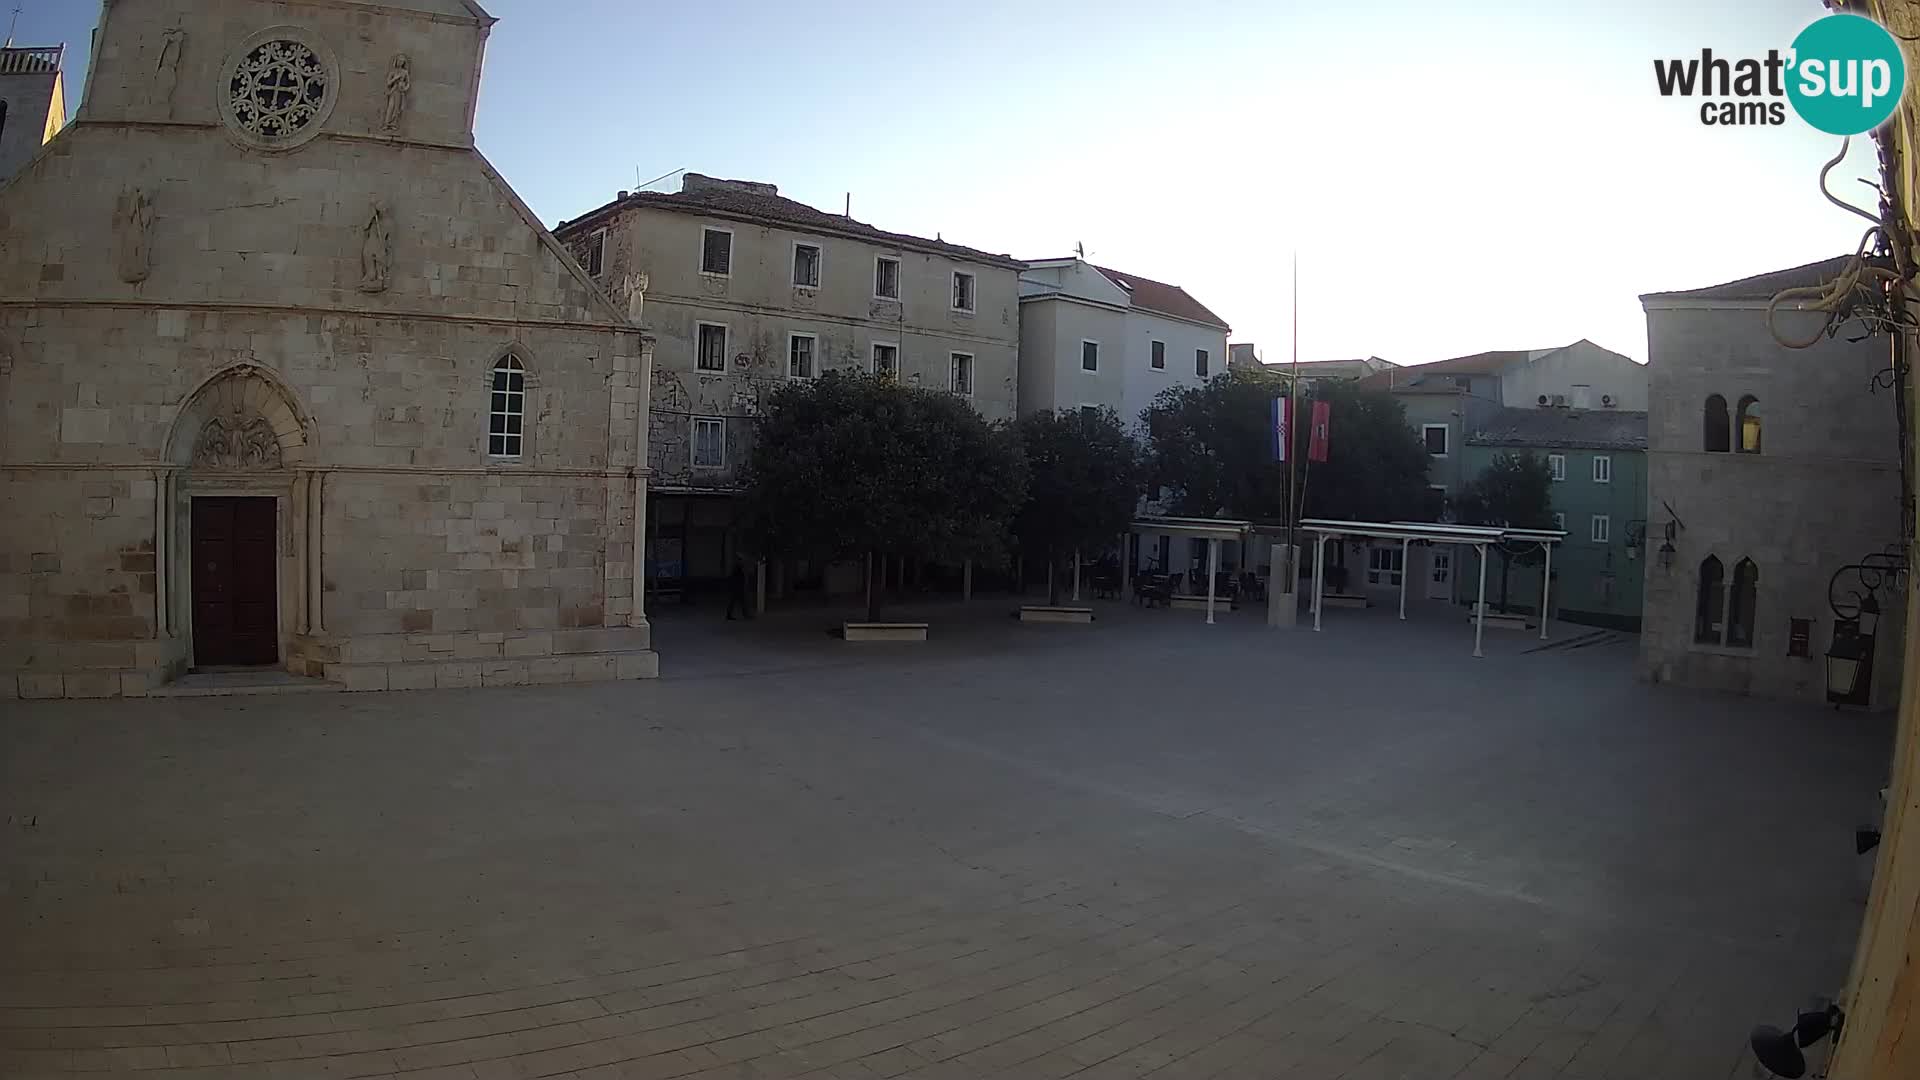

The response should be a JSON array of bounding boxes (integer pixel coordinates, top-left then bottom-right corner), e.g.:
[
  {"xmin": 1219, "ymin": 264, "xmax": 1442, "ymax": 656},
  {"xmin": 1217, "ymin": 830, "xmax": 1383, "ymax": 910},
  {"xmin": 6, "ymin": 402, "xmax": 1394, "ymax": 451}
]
[
  {"xmin": 1749, "ymin": 1003, "xmax": 1843, "ymax": 1078},
  {"xmin": 1657, "ymin": 540, "xmax": 1676, "ymax": 571}
]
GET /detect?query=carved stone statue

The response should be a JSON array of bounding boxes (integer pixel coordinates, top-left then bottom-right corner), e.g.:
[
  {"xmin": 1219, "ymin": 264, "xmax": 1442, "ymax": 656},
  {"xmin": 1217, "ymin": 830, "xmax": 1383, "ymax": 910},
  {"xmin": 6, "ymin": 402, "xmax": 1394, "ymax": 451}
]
[
  {"xmin": 193, "ymin": 413, "xmax": 283, "ymax": 470},
  {"xmin": 623, "ymin": 272, "xmax": 649, "ymax": 323},
  {"xmin": 359, "ymin": 198, "xmax": 391, "ymax": 293},
  {"xmin": 116, "ymin": 187, "xmax": 153, "ymax": 284},
  {"xmin": 381, "ymin": 53, "xmax": 411, "ymax": 133},
  {"xmin": 155, "ymin": 28, "xmax": 185, "ymax": 117}
]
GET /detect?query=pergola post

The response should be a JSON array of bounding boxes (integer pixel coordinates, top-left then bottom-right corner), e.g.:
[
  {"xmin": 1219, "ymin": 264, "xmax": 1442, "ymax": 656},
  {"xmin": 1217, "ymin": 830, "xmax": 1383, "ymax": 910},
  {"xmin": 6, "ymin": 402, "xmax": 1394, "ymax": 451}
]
[
  {"xmin": 1072, "ymin": 550, "xmax": 1081, "ymax": 602},
  {"xmin": 962, "ymin": 559, "xmax": 972, "ymax": 603},
  {"xmin": 1205, "ymin": 537, "xmax": 1219, "ymax": 625},
  {"xmin": 1539, "ymin": 543, "xmax": 1552, "ymax": 640},
  {"xmin": 1312, "ymin": 534, "xmax": 1326, "ymax": 631},
  {"xmin": 1473, "ymin": 542, "xmax": 1489, "ymax": 658},
  {"xmin": 1121, "ymin": 534, "xmax": 1132, "ymax": 600},
  {"xmin": 1398, "ymin": 537, "xmax": 1410, "ymax": 621},
  {"xmin": 755, "ymin": 557, "xmax": 767, "ymax": 616}
]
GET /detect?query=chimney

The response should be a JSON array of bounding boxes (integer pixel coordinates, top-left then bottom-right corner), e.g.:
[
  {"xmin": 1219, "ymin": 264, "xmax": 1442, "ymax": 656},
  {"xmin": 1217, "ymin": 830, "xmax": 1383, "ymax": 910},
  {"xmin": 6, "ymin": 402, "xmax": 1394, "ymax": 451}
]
[
  {"xmin": 616, "ymin": 190, "xmax": 629, "ymax": 200},
  {"xmin": 681, "ymin": 173, "xmax": 778, "ymax": 197}
]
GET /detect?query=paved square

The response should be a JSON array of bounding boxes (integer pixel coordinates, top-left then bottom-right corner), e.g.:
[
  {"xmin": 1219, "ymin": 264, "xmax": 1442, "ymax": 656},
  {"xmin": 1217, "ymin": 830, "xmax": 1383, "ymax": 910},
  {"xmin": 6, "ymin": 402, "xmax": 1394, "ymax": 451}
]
[{"xmin": 0, "ymin": 601, "xmax": 1892, "ymax": 1079}]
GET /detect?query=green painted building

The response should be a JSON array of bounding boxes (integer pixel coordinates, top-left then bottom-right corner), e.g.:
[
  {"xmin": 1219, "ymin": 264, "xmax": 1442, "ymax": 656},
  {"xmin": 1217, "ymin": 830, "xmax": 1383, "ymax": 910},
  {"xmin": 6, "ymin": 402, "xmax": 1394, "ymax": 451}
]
[{"xmin": 1458, "ymin": 407, "xmax": 1649, "ymax": 630}]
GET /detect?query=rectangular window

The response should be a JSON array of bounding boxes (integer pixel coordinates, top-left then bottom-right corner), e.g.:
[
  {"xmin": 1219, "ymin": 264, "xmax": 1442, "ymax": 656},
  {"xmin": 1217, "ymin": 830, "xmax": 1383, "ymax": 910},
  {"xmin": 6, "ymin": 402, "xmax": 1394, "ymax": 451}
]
[
  {"xmin": 691, "ymin": 417, "xmax": 726, "ymax": 469},
  {"xmin": 1590, "ymin": 514, "xmax": 1610, "ymax": 543},
  {"xmin": 792, "ymin": 243, "xmax": 821, "ymax": 288},
  {"xmin": 1080, "ymin": 405, "xmax": 1101, "ymax": 422},
  {"xmin": 951, "ymin": 271, "xmax": 976, "ymax": 312},
  {"xmin": 1423, "ymin": 424, "xmax": 1449, "ymax": 456},
  {"xmin": 1366, "ymin": 546, "xmax": 1404, "ymax": 587},
  {"xmin": 950, "ymin": 352, "xmax": 973, "ymax": 395},
  {"xmin": 488, "ymin": 357, "xmax": 525, "ymax": 458},
  {"xmin": 874, "ymin": 256, "xmax": 900, "ymax": 300},
  {"xmin": 871, "ymin": 342, "xmax": 898, "ymax": 378},
  {"xmin": 1788, "ymin": 618, "xmax": 1812, "ymax": 658},
  {"xmin": 1195, "ymin": 349, "xmax": 1210, "ymax": 377},
  {"xmin": 696, "ymin": 322, "xmax": 727, "ymax": 373},
  {"xmin": 1592, "ymin": 455, "xmax": 1612, "ymax": 483},
  {"xmin": 1081, "ymin": 340, "xmax": 1100, "ymax": 372},
  {"xmin": 701, "ymin": 228, "xmax": 732, "ymax": 276},
  {"xmin": 580, "ymin": 229, "xmax": 606, "ymax": 277},
  {"xmin": 1151, "ymin": 340, "xmax": 1166, "ymax": 370},
  {"xmin": 788, "ymin": 333, "xmax": 815, "ymax": 379},
  {"xmin": 1552, "ymin": 512, "xmax": 1566, "ymax": 531},
  {"xmin": 1548, "ymin": 453, "xmax": 1566, "ymax": 481}
]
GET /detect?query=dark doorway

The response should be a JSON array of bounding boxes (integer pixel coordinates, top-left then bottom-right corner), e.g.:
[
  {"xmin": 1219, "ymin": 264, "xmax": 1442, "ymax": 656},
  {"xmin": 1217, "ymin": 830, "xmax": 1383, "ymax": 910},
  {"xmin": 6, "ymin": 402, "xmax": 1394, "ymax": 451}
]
[{"xmin": 192, "ymin": 496, "xmax": 278, "ymax": 666}]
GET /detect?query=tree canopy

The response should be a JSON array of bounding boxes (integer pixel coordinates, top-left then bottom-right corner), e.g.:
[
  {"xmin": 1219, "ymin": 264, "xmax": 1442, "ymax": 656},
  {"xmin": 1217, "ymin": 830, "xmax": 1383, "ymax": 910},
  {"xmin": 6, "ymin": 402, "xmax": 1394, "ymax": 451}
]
[
  {"xmin": 739, "ymin": 371, "xmax": 1028, "ymax": 618},
  {"xmin": 1013, "ymin": 407, "xmax": 1141, "ymax": 603},
  {"xmin": 1454, "ymin": 451, "xmax": 1556, "ymax": 612},
  {"xmin": 1139, "ymin": 367, "xmax": 1433, "ymax": 523}
]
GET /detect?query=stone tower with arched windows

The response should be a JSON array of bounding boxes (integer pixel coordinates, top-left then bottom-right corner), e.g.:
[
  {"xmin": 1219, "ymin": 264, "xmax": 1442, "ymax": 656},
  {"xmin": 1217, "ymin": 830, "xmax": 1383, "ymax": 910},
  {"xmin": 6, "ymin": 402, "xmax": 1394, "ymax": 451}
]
[
  {"xmin": 0, "ymin": 0, "xmax": 657, "ymax": 697},
  {"xmin": 1639, "ymin": 258, "xmax": 1902, "ymax": 707}
]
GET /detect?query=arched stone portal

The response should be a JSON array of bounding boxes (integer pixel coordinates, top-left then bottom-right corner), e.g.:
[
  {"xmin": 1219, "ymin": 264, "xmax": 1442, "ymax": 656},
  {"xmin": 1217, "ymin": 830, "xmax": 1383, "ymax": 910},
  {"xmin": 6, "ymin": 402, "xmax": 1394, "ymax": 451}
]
[{"xmin": 160, "ymin": 364, "xmax": 321, "ymax": 670}]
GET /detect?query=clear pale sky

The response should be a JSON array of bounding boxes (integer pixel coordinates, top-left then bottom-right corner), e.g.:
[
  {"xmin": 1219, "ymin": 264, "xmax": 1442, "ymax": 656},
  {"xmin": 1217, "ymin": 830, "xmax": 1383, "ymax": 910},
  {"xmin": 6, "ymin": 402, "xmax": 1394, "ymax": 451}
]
[{"xmin": 20, "ymin": 0, "xmax": 1888, "ymax": 365}]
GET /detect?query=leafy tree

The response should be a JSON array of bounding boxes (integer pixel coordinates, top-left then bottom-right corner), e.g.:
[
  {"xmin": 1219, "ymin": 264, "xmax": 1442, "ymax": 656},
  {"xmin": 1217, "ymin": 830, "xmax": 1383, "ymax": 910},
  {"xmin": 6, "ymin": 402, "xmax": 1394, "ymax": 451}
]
[
  {"xmin": 1140, "ymin": 368, "xmax": 1432, "ymax": 523},
  {"xmin": 1013, "ymin": 407, "xmax": 1141, "ymax": 605},
  {"xmin": 1453, "ymin": 451, "xmax": 1556, "ymax": 613},
  {"xmin": 739, "ymin": 371, "xmax": 1028, "ymax": 622}
]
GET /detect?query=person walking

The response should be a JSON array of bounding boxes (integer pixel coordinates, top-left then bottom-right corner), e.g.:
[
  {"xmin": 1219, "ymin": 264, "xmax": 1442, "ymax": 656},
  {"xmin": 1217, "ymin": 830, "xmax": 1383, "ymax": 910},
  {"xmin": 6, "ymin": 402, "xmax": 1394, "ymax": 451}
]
[{"xmin": 725, "ymin": 557, "xmax": 751, "ymax": 620}]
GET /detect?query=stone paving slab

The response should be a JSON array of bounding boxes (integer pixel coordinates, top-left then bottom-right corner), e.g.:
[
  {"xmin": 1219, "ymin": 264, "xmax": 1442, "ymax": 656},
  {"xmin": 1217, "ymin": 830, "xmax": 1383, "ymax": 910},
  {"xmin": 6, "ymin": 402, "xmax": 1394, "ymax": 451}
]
[{"xmin": 0, "ymin": 600, "xmax": 1890, "ymax": 1078}]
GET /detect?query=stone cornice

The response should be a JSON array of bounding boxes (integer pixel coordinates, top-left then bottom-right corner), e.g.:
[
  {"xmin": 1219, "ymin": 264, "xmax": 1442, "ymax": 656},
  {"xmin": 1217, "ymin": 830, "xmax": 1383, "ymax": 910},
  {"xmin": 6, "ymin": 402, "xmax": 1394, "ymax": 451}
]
[{"xmin": 0, "ymin": 298, "xmax": 647, "ymax": 337}]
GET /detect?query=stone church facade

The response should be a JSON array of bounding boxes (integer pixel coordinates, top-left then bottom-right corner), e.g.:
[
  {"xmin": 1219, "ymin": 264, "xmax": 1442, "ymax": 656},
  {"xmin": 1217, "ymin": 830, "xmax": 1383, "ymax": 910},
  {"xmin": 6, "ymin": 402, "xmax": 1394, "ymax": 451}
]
[{"xmin": 0, "ymin": 0, "xmax": 658, "ymax": 698}]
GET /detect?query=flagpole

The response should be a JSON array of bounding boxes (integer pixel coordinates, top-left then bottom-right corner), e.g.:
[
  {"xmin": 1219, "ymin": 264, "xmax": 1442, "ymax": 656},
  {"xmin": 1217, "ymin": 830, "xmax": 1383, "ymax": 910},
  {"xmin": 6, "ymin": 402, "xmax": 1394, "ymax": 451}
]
[{"xmin": 1287, "ymin": 251, "xmax": 1299, "ymax": 576}]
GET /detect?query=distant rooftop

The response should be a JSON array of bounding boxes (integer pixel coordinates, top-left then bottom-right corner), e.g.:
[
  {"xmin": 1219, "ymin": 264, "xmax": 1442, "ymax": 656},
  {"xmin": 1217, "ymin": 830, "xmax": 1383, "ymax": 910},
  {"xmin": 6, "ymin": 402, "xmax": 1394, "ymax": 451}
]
[
  {"xmin": 1639, "ymin": 255, "xmax": 1874, "ymax": 303},
  {"xmin": 1090, "ymin": 266, "xmax": 1230, "ymax": 330},
  {"xmin": 556, "ymin": 173, "xmax": 1023, "ymax": 269},
  {"xmin": 1468, "ymin": 406, "xmax": 1649, "ymax": 451}
]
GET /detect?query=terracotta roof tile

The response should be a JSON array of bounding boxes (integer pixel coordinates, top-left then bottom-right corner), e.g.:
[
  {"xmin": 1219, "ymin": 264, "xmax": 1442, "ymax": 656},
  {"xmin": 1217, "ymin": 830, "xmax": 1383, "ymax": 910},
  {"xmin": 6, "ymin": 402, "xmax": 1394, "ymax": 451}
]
[
  {"xmin": 1639, "ymin": 254, "xmax": 1873, "ymax": 302},
  {"xmin": 1467, "ymin": 406, "xmax": 1648, "ymax": 451},
  {"xmin": 1092, "ymin": 266, "xmax": 1230, "ymax": 330}
]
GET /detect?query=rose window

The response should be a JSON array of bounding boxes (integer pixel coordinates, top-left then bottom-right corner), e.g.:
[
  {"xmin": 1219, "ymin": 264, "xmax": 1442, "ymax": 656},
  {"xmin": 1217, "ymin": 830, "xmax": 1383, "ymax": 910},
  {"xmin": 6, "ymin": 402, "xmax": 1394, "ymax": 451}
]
[{"xmin": 227, "ymin": 40, "xmax": 328, "ymax": 140}]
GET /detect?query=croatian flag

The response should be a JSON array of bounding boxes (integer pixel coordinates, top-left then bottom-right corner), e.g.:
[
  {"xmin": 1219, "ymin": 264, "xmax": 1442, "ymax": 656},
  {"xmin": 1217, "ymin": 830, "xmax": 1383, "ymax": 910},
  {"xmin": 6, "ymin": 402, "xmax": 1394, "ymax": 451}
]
[{"xmin": 1271, "ymin": 396, "xmax": 1291, "ymax": 462}]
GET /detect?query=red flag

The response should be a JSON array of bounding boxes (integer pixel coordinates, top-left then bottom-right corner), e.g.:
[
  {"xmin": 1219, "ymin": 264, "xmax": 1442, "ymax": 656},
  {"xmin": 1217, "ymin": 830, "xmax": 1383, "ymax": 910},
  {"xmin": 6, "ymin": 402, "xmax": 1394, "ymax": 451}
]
[{"xmin": 1308, "ymin": 400, "xmax": 1331, "ymax": 462}]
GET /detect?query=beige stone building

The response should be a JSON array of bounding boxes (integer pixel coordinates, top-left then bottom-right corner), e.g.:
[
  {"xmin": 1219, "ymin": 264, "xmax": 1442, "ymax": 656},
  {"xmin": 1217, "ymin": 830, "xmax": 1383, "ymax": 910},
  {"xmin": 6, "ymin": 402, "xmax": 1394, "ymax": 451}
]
[
  {"xmin": 0, "ymin": 0, "xmax": 657, "ymax": 698},
  {"xmin": 553, "ymin": 176, "xmax": 1022, "ymax": 593},
  {"xmin": 1639, "ymin": 258, "xmax": 1904, "ymax": 708}
]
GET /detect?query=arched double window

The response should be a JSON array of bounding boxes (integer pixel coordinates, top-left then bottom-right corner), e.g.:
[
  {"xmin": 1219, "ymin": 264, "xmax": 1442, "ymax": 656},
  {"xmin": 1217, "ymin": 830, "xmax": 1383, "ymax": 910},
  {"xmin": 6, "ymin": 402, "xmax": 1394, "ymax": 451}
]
[
  {"xmin": 1736, "ymin": 395, "xmax": 1761, "ymax": 454},
  {"xmin": 1694, "ymin": 555, "xmax": 1724, "ymax": 643},
  {"xmin": 488, "ymin": 354, "xmax": 526, "ymax": 458},
  {"xmin": 1694, "ymin": 553, "xmax": 1759, "ymax": 648},
  {"xmin": 1727, "ymin": 557, "xmax": 1759, "ymax": 647},
  {"xmin": 1703, "ymin": 395, "xmax": 1730, "ymax": 453}
]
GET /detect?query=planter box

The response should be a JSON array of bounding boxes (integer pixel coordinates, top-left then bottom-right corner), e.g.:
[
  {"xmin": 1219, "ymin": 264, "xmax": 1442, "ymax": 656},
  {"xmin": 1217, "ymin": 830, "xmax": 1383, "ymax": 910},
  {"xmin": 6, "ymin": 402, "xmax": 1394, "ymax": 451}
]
[
  {"xmin": 1469, "ymin": 611, "xmax": 1531, "ymax": 631},
  {"xmin": 843, "ymin": 622, "xmax": 929, "ymax": 642},
  {"xmin": 1321, "ymin": 593, "xmax": 1370, "ymax": 609},
  {"xmin": 1168, "ymin": 595, "xmax": 1235, "ymax": 611},
  {"xmin": 1019, "ymin": 606, "xmax": 1094, "ymax": 624}
]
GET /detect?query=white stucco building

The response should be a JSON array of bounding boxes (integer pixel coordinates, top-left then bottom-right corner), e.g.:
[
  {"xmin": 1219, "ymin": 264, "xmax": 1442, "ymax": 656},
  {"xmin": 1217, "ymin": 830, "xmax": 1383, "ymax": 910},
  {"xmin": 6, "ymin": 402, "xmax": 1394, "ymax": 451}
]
[{"xmin": 1017, "ymin": 256, "xmax": 1230, "ymax": 427}]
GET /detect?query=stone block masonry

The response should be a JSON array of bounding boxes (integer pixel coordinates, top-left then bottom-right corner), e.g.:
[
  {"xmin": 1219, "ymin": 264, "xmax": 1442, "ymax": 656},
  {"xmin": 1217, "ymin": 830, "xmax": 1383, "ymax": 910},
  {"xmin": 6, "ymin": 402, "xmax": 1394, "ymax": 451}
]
[{"xmin": 0, "ymin": 0, "xmax": 658, "ymax": 697}]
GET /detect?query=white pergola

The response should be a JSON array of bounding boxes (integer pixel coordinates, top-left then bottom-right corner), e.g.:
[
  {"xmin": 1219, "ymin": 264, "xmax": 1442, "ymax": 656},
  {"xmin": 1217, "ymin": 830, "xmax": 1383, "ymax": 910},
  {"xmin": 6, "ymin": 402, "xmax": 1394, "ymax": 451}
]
[
  {"xmin": 1300, "ymin": 518, "xmax": 1566, "ymax": 657},
  {"xmin": 1124, "ymin": 516, "xmax": 1253, "ymax": 625}
]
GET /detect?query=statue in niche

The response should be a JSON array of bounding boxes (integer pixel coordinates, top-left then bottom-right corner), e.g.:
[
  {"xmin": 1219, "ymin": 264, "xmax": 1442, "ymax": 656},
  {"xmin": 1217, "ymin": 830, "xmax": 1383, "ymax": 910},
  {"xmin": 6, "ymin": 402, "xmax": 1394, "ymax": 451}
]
[
  {"xmin": 381, "ymin": 53, "xmax": 411, "ymax": 133},
  {"xmin": 155, "ymin": 28, "xmax": 185, "ymax": 117},
  {"xmin": 194, "ymin": 413, "xmax": 282, "ymax": 470},
  {"xmin": 116, "ymin": 187, "xmax": 153, "ymax": 284},
  {"xmin": 622, "ymin": 272, "xmax": 649, "ymax": 323},
  {"xmin": 359, "ymin": 198, "xmax": 391, "ymax": 293}
]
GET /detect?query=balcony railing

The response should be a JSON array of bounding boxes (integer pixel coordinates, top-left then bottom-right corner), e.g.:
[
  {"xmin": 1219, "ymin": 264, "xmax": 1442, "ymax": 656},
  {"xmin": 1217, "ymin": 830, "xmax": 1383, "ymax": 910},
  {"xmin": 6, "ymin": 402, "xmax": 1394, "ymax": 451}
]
[{"xmin": 0, "ymin": 46, "xmax": 63, "ymax": 75}]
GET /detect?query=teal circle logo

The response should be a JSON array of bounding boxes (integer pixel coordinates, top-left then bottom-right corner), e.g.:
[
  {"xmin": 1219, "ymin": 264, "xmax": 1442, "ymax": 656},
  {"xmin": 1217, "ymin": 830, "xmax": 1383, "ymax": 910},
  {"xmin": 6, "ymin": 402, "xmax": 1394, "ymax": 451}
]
[{"xmin": 1787, "ymin": 14, "xmax": 1906, "ymax": 135}]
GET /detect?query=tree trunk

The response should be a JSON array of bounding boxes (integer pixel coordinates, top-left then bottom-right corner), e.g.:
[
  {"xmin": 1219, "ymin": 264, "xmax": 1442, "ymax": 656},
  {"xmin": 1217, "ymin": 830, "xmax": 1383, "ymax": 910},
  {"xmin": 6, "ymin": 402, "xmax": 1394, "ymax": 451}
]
[
  {"xmin": 1047, "ymin": 544, "xmax": 1061, "ymax": 606},
  {"xmin": 867, "ymin": 551, "xmax": 882, "ymax": 623}
]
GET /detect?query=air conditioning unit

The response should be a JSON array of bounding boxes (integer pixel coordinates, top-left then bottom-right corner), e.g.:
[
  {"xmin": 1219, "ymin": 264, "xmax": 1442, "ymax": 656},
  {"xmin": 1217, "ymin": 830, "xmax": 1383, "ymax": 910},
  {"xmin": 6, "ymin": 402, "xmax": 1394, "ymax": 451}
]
[
  {"xmin": 1601, "ymin": 393, "xmax": 1616, "ymax": 408},
  {"xmin": 1536, "ymin": 394, "xmax": 1550, "ymax": 406},
  {"xmin": 1550, "ymin": 394, "xmax": 1567, "ymax": 407}
]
